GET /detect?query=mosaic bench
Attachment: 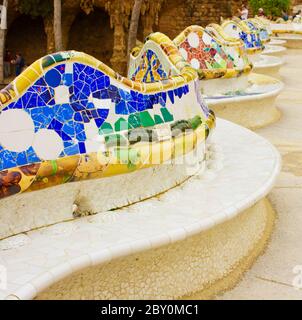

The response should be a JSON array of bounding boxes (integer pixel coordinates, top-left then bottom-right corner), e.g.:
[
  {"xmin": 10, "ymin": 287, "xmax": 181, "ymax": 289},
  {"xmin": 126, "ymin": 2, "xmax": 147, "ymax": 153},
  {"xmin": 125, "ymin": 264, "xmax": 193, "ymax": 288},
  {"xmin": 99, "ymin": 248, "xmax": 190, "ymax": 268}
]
[
  {"xmin": 0, "ymin": 35, "xmax": 215, "ymax": 240},
  {"xmin": 172, "ymin": 25, "xmax": 252, "ymax": 97},
  {"xmin": 0, "ymin": 33, "xmax": 282, "ymax": 301},
  {"xmin": 271, "ymin": 22, "xmax": 302, "ymax": 49},
  {"xmin": 173, "ymin": 25, "xmax": 253, "ymax": 81},
  {"xmin": 207, "ymin": 22, "xmax": 284, "ymax": 78},
  {"xmin": 244, "ymin": 19, "xmax": 270, "ymax": 44},
  {"xmin": 244, "ymin": 19, "xmax": 286, "ymax": 57},
  {"xmin": 221, "ymin": 19, "xmax": 264, "ymax": 54},
  {"xmin": 174, "ymin": 25, "xmax": 283, "ymax": 128},
  {"xmin": 252, "ymin": 17, "xmax": 287, "ymax": 46},
  {"xmin": 129, "ymin": 27, "xmax": 283, "ymax": 130},
  {"xmin": 222, "ymin": 19, "xmax": 285, "ymax": 58},
  {"xmin": 0, "ymin": 118, "xmax": 281, "ymax": 300}
]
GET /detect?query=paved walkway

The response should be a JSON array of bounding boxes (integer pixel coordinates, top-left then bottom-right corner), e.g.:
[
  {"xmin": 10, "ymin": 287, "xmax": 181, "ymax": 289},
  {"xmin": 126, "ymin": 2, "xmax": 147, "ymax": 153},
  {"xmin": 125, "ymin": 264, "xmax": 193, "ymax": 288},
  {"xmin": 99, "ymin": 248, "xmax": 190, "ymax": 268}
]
[{"xmin": 221, "ymin": 49, "xmax": 302, "ymax": 300}]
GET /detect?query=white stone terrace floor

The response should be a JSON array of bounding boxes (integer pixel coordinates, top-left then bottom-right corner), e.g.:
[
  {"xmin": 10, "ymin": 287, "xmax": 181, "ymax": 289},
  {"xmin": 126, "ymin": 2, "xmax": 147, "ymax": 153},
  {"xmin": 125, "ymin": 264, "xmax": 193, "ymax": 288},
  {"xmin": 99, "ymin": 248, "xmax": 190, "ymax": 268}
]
[{"xmin": 220, "ymin": 49, "xmax": 302, "ymax": 300}]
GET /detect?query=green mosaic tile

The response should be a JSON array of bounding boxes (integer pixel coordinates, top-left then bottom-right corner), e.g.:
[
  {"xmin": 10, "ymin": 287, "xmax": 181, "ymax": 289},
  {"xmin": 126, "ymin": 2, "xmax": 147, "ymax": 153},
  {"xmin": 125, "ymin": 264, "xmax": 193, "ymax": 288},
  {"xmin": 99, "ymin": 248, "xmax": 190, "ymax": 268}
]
[
  {"xmin": 128, "ymin": 113, "xmax": 141, "ymax": 128},
  {"xmin": 140, "ymin": 111, "xmax": 155, "ymax": 127},
  {"xmin": 161, "ymin": 108, "xmax": 174, "ymax": 122},
  {"xmin": 99, "ymin": 122, "xmax": 114, "ymax": 135},
  {"xmin": 115, "ymin": 118, "xmax": 130, "ymax": 132},
  {"xmin": 213, "ymin": 61, "xmax": 222, "ymax": 69},
  {"xmin": 189, "ymin": 115, "xmax": 202, "ymax": 130},
  {"xmin": 154, "ymin": 114, "xmax": 164, "ymax": 125}
]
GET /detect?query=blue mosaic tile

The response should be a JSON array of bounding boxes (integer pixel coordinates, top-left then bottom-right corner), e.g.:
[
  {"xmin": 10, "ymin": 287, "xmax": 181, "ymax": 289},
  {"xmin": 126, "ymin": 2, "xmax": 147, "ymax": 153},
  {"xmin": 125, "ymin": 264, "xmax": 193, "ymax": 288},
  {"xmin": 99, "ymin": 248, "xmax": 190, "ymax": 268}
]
[
  {"xmin": 79, "ymin": 142, "xmax": 86, "ymax": 154},
  {"xmin": 45, "ymin": 69, "xmax": 62, "ymax": 87},
  {"xmin": 0, "ymin": 53, "xmax": 195, "ymax": 172}
]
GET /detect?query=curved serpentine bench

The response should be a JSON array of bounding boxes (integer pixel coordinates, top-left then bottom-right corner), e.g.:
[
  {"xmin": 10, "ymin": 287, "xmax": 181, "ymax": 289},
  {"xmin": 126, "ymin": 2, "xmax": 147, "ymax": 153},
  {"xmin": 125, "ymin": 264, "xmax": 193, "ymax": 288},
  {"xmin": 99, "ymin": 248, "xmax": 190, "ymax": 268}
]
[
  {"xmin": 251, "ymin": 17, "xmax": 286, "ymax": 45},
  {"xmin": 271, "ymin": 22, "xmax": 302, "ymax": 48},
  {"xmin": 0, "ymin": 35, "xmax": 282, "ymax": 301},
  {"xmin": 206, "ymin": 23, "xmax": 284, "ymax": 78},
  {"xmin": 134, "ymin": 26, "xmax": 282, "ymax": 129},
  {"xmin": 224, "ymin": 19, "xmax": 285, "ymax": 55},
  {"xmin": 172, "ymin": 26, "xmax": 283, "ymax": 129},
  {"xmin": 0, "ymin": 118, "xmax": 281, "ymax": 300},
  {"xmin": 245, "ymin": 18, "xmax": 286, "ymax": 55},
  {"xmin": 0, "ymin": 37, "xmax": 215, "ymax": 240},
  {"xmin": 245, "ymin": 19, "xmax": 286, "ymax": 57},
  {"xmin": 254, "ymin": 17, "xmax": 286, "ymax": 46},
  {"xmin": 244, "ymin": 18, "xmax": 270, "ymax": 44},
  {"xmin": 221, "ymin": 19, "xmax": 264, "ymax": 54}
]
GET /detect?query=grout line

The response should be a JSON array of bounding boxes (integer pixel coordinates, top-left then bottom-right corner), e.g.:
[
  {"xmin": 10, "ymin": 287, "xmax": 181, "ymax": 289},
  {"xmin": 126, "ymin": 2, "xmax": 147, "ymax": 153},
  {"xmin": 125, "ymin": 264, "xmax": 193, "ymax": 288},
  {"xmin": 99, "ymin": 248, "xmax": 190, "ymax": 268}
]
[
  {"xmin": 254, "ymin": 276, "xmax": 294, "ymax": 289},
  {"xmin": 273, "ymin": 186, "xmax": 302, "ymax": 189}
]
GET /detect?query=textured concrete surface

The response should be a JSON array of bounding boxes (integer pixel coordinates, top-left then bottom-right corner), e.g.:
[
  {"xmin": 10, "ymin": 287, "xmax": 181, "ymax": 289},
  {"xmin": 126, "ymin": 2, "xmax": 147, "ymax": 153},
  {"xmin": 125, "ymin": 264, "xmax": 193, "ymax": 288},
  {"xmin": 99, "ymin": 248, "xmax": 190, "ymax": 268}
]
[{"xmin": 220, "ymin": 49, "xmax": 302, "ymax": 300}]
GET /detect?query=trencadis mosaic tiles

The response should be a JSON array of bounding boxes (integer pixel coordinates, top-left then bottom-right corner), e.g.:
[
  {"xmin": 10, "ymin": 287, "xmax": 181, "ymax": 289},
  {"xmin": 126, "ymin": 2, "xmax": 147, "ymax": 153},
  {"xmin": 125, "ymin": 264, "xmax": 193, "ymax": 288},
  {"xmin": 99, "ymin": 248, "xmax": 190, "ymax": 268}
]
[
  {"xmin": 221, "ymin": 20, "xmax": 264, "ymax": 52},
  {"xmin": 173, "ymin": 26, "xmax": 252, "ymax": 79},
  {"xmin": 244, "ymin": 19, "xmax": 270, "ymax": 43},
  {"xmin": 130, "ymin": 26, "xmax": 252, "ymax": 82},
  {"xmin": 205, "ymin": 23, "xmax": 252, "ymax": 67},
  {"xmin": 0, "ymin": 33, "xmax": 215, "ymax": 200},
  {"xmin": 130, "ymin": 49, "xmax": 170, "ymax": 83}
]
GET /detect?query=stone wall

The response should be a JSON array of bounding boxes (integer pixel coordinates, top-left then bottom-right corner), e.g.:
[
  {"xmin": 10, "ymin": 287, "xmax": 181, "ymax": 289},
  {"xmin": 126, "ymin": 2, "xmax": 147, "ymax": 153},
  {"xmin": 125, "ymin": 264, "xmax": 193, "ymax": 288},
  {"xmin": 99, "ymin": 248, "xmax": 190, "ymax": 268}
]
[
  {"xmin": 68, "ymin": 8, "xmax": 114, "ymax": 66},
  {"xmin": 5, "ymin": 0, "xmax": 244, "ymax": 75},
  {"xmin": 6, "ymin": 15, "xmax": 47, "ymax": 64},
  {"xmin": 291, "ymin": 0, "xmax": 302, "ymax": 11},
  {"xmin": 157, "ymin": 0, "xmax": 241, "ymax": 39}
]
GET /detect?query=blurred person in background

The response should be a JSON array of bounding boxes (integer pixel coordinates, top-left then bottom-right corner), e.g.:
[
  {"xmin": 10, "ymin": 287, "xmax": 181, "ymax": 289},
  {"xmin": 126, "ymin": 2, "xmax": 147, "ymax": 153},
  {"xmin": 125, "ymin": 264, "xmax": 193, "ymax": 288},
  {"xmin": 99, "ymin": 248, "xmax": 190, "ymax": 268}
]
[
  {"xmin": 11, "ymin": 52, "xmax": 25, "ymax": 76},
  {"xmin": 281, "ymin": 10, "xmax": 289, "ymax": 21},
  {"xmin": 258, "ymin": 8, "xmax": 265, "ymax": 17},
  {"xmin": 4, "ymin": 49, "xmax": 12, "ymax": 78},
  {"xmin": 238, "ymin": 4, "xmax": 249, "ymax": 20}
]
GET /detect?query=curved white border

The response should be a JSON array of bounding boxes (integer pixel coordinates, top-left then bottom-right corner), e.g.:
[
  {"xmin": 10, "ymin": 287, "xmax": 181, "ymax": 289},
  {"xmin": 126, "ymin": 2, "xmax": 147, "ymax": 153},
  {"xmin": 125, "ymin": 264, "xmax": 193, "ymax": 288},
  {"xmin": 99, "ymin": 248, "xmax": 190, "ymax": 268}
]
[
  {"xmin": 262, "ymin": 45, "xmax": 287, "ymax": 56},
  {"xmin": 254, "ymin": 55, "xmax": 283, "ymax": 69},
  {"xmin": 204, "ymin": 74, "xmax": 284, "ymax": 106},
  {"xmin": 3, "ymin": 119, "xmax": 281, "ymax": 300},
  {"xmin": 269, "ymin": 39, "xmax": 287, "ymax": 46}
]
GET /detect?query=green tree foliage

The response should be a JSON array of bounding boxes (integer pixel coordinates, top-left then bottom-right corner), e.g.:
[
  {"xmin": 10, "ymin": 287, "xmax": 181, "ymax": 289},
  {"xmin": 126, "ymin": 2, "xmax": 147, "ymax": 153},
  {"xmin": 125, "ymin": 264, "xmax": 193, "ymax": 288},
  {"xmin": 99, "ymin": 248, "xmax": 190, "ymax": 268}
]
[
  {"xmin": 17, "ymin": 0, "xmax": 53, "ymax": 17},
  {"xmin": 248, "ymin": 0, "xmax": 291, "ymax": 17}
]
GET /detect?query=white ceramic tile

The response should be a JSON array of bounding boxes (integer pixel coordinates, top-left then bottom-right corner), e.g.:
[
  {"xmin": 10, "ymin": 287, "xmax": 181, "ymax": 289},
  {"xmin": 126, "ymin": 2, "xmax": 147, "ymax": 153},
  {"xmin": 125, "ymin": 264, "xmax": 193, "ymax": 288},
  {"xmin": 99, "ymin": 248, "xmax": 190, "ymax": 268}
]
[
  {"xmin": 129, "ymin": 239, "xmax": 152, "ymax": 254},
  {"xmin": 49, "ymin": 263, "xmax": 73, "ymax": 283},
  {"xmin": 0, "ymin": 109, "xmax": 35, "ymax": 152},
  {"xmin": 30, "ymin": 272, "xmax": 55, "ymax": 294},
  {"xmin": 167, "ymin": 228, "xmax": 187, "ymax": 242},
  {"xmin": 89, "ymin": 249, "xmax": 112, "ymax": 266},
  {"xmin": 33, "ymin": 129, "xmax": 64, "ymax": 160},
  {"xmin": 109, "ymin": 244, "xmax": 133, "ymax": 260},
  {"xmin": 12, "ymin": 283, "xmax": 37, "ymax": 300},
  {"xmin": 69, "ymin": 255, "xmax": 92, "ymax": 273},
  {"xmin": 54, "ymin": 85, "xmax": 69, "ymax": 104},
  {"xmin": 149, "ymin": 234, "xmax": 171, "ymax": 249}
]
